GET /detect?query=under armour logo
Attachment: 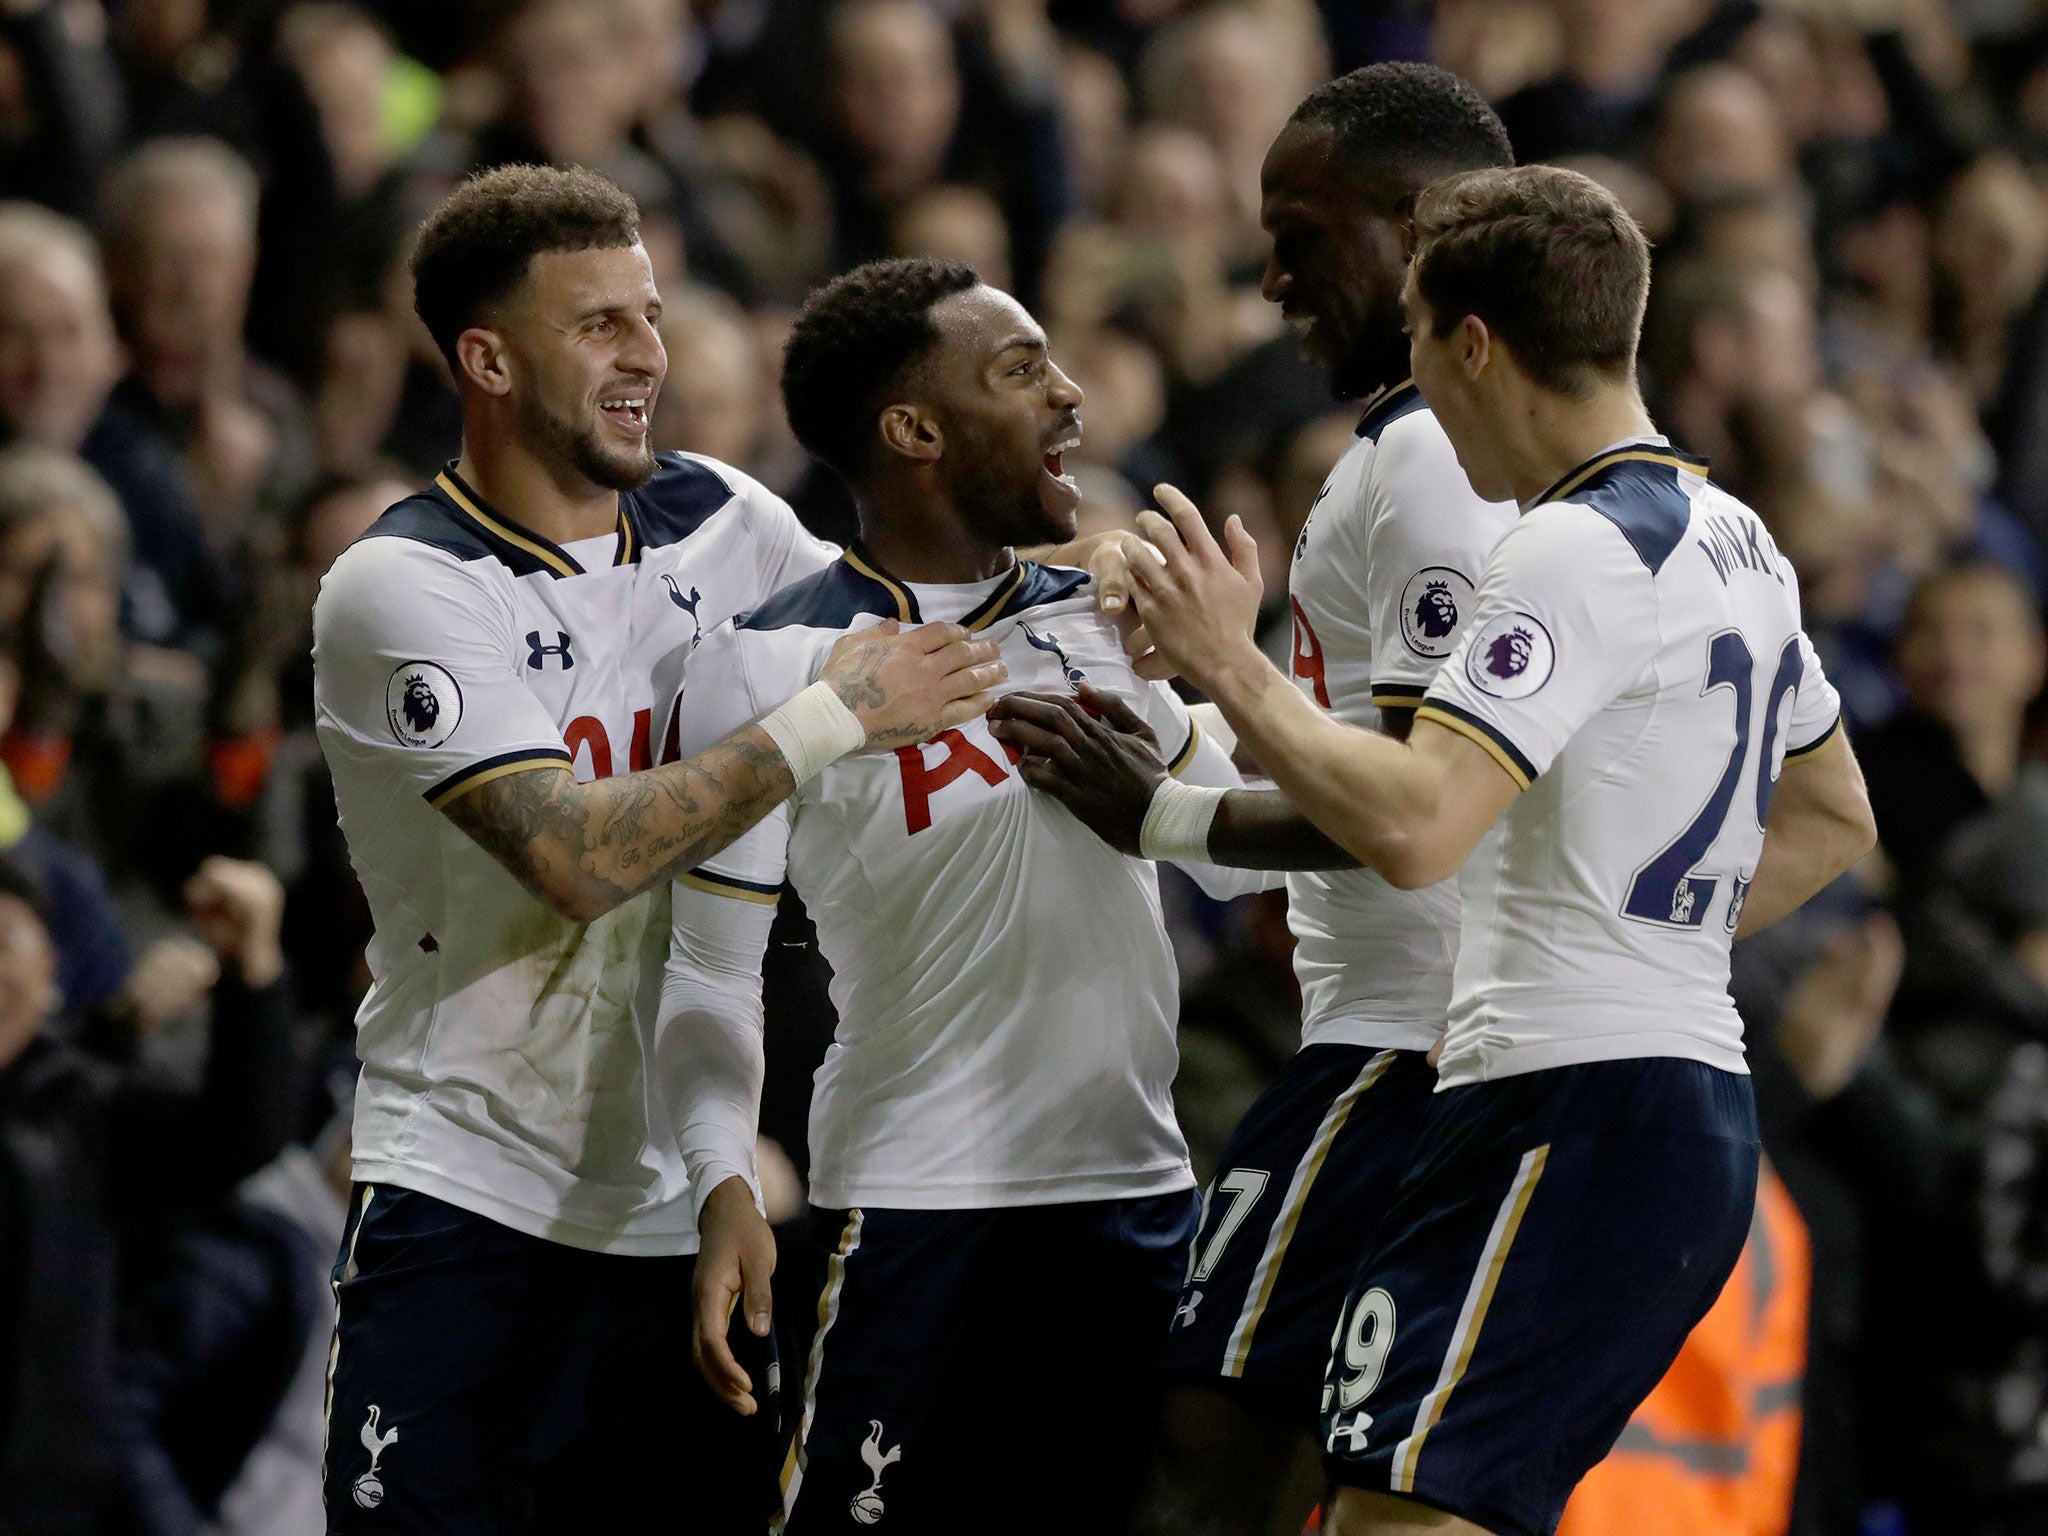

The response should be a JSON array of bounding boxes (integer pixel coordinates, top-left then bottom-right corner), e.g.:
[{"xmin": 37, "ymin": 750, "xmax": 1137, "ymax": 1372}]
[
  {"xmin": 663, "ymin": 575, "xmax": 705, "ymax": 648},
  {"xmin": 851, "ymin": 1420, "xmax": 901, "ymax": 1525},
  {"xmin": 1171, "ymin": 1291, "xmax": 1202, "ymax": 1329},
  {"xmin": 526, "ymin": 630, "xmax": 575, "ymax": 670},
  {"xmin": 1326, "ymin": 1409, "xmax": 1374, "ymax": 1456},
  {"xmin": 353, "ymin": 1404, "xmax": 400, "ymax": 1509}
]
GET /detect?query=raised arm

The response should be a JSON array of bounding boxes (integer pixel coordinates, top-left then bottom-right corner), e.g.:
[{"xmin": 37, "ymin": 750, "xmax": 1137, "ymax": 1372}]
[
  {"xmin": 1734, "ymin": 728, "xmax": 1877, "ymax": 938},
  {"xmin": 1175, "ymin": 670, "xmax": 1519, "ymax": 887},
  {"xmin": 990, "ymin": 686, "xmax": 1357, "ymax": 870},
  {"xmin": 317, "ymin": 537, "xmax": 1004, "ymax": 924},
  {"xmin": 1114, "ymin": 491, "xmax": 1522, "ymax": 886},
  {"xmin": 440, "ymin": 621, "xmax": 1004, "ymax": 922}
]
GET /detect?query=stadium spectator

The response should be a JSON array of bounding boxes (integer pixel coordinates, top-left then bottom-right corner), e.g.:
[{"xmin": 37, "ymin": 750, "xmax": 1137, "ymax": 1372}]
[
  {"xmin": 1655, "ymin": 63, "xmax": 1801, "ymax": 209},
  {"xmin": 821, "ymin": 0, "xmax": 964, "ymax": 273},
  {"xmin": 653, "ymin": 286, "xmax": 774, "ymax": 473},
  {"xmin": 0, "ymin": 201, "xmax": 221, "ymax": 650},
  {"xmin": 0, "ymin": 850, "xmax": 294, "ymax": 1533},
  {"xmin": 0, "ymin": 0, "xmax": 127, "ymax": 219},
  {"xmin": 817, "ymin": 0, "xmax": 1069, "ymax": 300},
  {"xmin": 0, "ymin": 436, "xmax": 212, "ymax": 928},
  {"xmin": 1861, "ymin": 562, "xmax": 2047, "ymax": 896},
  {"xmin": 98, "ymin": 137, "xmax": 317, "ymax": 549}
]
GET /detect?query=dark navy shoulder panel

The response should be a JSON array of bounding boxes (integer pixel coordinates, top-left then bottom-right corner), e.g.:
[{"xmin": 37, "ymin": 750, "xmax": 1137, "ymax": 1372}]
[
  {"xmin": 627, "ymin": 452, "xmax": 740, "ymax": 551},
  {"xmin": 737, "ymin": 559, "xmax": 904, "ymax": 632},
  {"xmin": 1548, "ymin": 454, "xmax": 1703, "ymax": 576},
  {"xmin": 355, "ymin": 487, "xmax": 555, "ymax": 578},
  {"xmin": 1357, "ymin": 382, "xmax": 1428, "ymax": 443},
  {"xmin": 993, "ymin": 562, "xmax": 1091, "ymax": 621}
]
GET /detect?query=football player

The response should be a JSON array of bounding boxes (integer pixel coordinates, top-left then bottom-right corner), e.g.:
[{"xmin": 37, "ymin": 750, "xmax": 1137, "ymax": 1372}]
[
  {"xmin": 660, "ymin": 257, "xmax": 1275, "ymax": 1536},
  {"xmin": 992, "ymin": 64, "xmax": 1515, "ymax": 1536},
  {"xmin": 313, "ymin": 167, "xmax": 1006, "ymax": 1533},
  {"xmin": 1041, "ymin": 166, "xmax": 1876, "ymax": 1536}
]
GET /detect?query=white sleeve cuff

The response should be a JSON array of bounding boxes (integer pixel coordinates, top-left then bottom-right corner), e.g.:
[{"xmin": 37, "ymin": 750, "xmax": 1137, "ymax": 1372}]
[{"xmin": 691, "ymin": 1157, "xmax": 763, "ymax": 1219}]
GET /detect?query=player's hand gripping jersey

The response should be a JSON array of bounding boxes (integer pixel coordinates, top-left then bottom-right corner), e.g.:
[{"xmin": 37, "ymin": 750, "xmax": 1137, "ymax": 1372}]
[
  {"xmin": 659, "ymin": 553, "xmax": 1273, "ymax": 1214},
  {"xmin": 1417, "ymin": 439, "xmax": 1841, "ymax": 1086},
  {"xmin": 313, "ymin": 454, "xmax": 835, "ymax": 1254},
  {"xmin": 1285, "ymin": 382, "xmax": 1517, "ymax": 1052}
]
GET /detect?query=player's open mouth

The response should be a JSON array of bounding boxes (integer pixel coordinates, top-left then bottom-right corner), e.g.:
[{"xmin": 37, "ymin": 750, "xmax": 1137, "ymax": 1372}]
[
  {"xmin": 1042, "ymin": 430, "xmax": 1081, "ymax": 489},
  {"xmin": 599, "ymin": 394, "xmax": 650, "ymax": 433}
]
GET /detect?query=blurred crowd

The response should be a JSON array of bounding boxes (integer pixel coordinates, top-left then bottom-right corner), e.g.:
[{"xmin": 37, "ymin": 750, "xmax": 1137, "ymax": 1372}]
[{"xmin": 3, "ymin": 0, "xmax": 2048, "ymax": 1532}]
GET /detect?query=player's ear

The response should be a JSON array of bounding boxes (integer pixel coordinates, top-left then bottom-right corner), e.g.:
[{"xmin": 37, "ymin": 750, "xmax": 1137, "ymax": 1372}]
[
  {"xmin": 1393, "ymin": 193, "xmax": 1420, "ymax": 258},
  {"xmin": 878, "ymin": 404, "xmax": 943, "ymax": 465},
  {"xmin": 455, "ymin": 327, "xmax": 512, "ymax": 397},
  {"xmin": 1457, "ymin": 314, "xmax": 1490, "ymax": 380}
]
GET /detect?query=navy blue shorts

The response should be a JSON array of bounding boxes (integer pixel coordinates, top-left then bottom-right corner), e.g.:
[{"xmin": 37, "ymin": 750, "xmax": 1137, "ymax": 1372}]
[
  {"xmin": 1161, "ymin": 1046, "xmax": 1434, "ymax": 1416},
  {"xmin": 1320, "ymin": 1057, "xmax": 1760, "ymax": 1536},
  {"xmin": 779, "ymin": 1190, "xmax": 1200, "ymax": 1536},
  {"xmin": 323, "ymin": 1183, "xmax": 781, "ymax": 1534}
]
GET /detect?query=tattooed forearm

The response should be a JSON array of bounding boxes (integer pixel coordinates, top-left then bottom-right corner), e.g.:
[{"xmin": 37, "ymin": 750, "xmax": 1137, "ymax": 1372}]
[
  {"xmin": 444, "ymin": 767, "xmax": 624, "ymax": 911},
  {"xmin": 439, "ymin": 726, "xmax": 797, "ymax": 922}
]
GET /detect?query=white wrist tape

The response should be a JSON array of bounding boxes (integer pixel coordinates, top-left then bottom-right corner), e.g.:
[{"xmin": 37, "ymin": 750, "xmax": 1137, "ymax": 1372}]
[
  {"xmin": 1139, "ymin": 779, "xmax": 1228, "ymax": 863},
  {"xmin": 760, "ymin": 682, "xmax": 867, "ymax": 785}
]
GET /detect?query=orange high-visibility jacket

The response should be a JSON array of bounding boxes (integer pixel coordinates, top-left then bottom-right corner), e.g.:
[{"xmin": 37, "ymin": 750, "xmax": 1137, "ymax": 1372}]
[{"xmin": 1555, "ymin": 1160, "xmax": 1810, "ymax": 1536}]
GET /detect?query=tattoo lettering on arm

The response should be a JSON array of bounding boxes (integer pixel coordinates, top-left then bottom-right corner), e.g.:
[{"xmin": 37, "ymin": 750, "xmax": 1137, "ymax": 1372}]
[
  {"xmin": 440, "ymin": 728, "xmax": 798, "ymax": 922},
  {"xmin": 825, "ymin": 644, "xmax": 889, "ymax": 714},
  {"xmin": 443, "ymin": 766, "xmax": 605, "ymax": 908}
]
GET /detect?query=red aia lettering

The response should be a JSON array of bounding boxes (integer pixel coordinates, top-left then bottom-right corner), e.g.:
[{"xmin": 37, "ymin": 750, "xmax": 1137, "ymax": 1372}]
[
  {"xmin": 1291, "ymin": 597, "xmax": 1331, "ymax": 708},
  {"xmin": 896, "ymin": 728, "xmax": 1011, "ymax": 835},
  {"xmin": 563, "ymin": 711, "xmax": 652, "ymax": 779},
  {"xmin": 658, "ymin": 700, "xmax": 682, "ymax": 766},
  {"xmin": 564, "ymin": 715, "xmax": 611, "ymax": 780}
]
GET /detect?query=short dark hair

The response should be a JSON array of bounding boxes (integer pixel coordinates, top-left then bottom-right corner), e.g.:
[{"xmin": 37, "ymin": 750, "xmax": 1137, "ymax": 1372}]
[
  {"xmin": 1412, "ymin": 165, "xmax": 1650, "ymax": 397},
  {"xmin": 410, "ymin": 164, "xmax": 641, "ymax": 371},
  {"xmin": 1289, "ymin": 62, "xmax": 1512, "ymax": 183},
  {"xmin": 782, "ymin": 257, "xmax": 981, "ymax": 480}
]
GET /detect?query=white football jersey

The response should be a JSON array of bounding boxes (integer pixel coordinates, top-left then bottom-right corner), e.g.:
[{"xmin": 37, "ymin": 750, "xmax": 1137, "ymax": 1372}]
[
  {"xmin": 1285, "ymin": 383, "xmax": 1516, "ymax": 1051},
  {"xmin": 313, "ymin": 453, "xmax": 835, "ymax": 1255},
  {"xmin": 670, "ymin": 552, "xmax": 1267, "ymax": 1211},
  {"xmin": 1419, "ymin": 439, "xmax": 1841, "ymax": 1087}
]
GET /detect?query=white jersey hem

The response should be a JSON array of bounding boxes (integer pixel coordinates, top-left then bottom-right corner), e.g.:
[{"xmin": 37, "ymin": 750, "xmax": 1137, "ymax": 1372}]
[
  {"xmin": 349, "ymin": 1157, "xmax": 701, "ymax": 1257},
  {"xmin": 1299, "ymin": 1016, "xmax": 1443, "ymax": 1052},
  {"xmin": 807, "ymin": 1161, "xmax": 1195, "ymax": 1212},
  {"xmin": 1434, "ymin": 1031, "xmax": 1750, "ymax": 1089}
]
